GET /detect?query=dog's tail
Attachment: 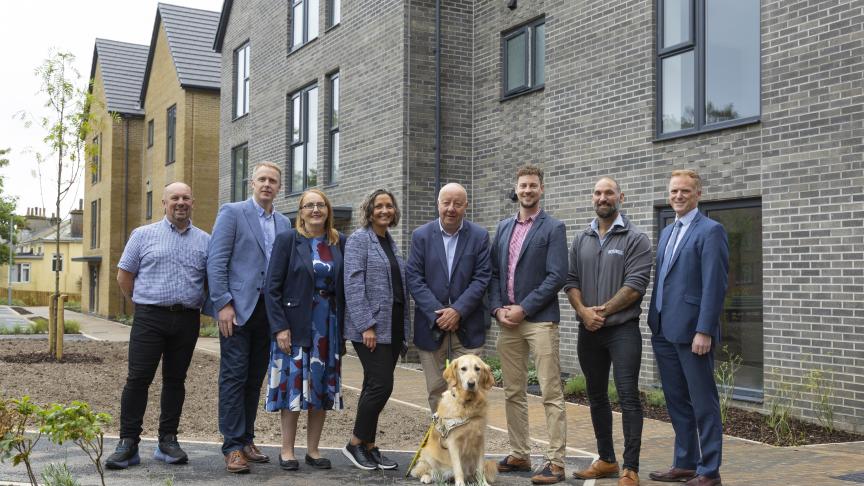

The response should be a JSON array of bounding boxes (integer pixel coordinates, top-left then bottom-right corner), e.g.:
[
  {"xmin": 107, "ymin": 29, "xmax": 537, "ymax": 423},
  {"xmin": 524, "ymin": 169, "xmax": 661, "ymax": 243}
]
[{"xmin": 482, "ymin": 459, "xmax": 498, "ymax": 483}]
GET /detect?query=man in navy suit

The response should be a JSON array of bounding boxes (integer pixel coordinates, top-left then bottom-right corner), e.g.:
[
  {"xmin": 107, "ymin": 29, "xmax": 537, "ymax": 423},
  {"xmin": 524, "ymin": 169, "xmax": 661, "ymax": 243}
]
[
  {"xmin": 207, "ymin": 161, "xmax": 291, "ymax": 474},
  {"xmin": 407, "ymin": 183, "xmax": 492, "ymax": 412},
  {"xmin": 648, "ymin": 169, "xmax": 729, "ymax": 486},
  {"xmin": 489, "ymin": 165, "xmax": 568, "ymax": 485}
]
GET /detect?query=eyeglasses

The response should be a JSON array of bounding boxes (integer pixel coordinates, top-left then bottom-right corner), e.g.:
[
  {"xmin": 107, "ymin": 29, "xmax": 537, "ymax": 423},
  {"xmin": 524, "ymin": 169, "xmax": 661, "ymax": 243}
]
[{"xmin": 301, "ymin": 202, "xmax": 327, "ymax": 211}]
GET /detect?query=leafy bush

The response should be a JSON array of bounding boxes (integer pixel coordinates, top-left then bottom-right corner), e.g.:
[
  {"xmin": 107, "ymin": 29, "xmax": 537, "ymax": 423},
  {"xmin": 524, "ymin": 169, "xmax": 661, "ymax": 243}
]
[
  {"xmin": 607, "ymin": 381, "xmax": 619, "ymax": 404},
  {"xmin": 0, "ymin": 324, "xmax": 35, "ymax": 335},
  {"xmin": 114, "ymin": 314, "xmax": 134, "ymax": 326},
  {"xmin": 40, "ymin": 401, "xmax": 112, "ymax": 486},
  {"xmin": 199, "ymin": 325, "xmax": 220, "ymax": 338},
  {"xmin": 41, "ymin": 463, "xmax": 79, "ymax": 486},
  {"xmin": 63, "ymin": 320, "xmax": 81, "ymax": 334},
  {"xmin": 564, "ymin": 375, "xmax": 587, "ymax": 396},
  {"xmin": 63, "ymin": 301, "xmax": 82, "ymax": 313},
  {"xmin": 0, "ymin": 396, "xmax": 44, "ymax": 485},
  {"xmin": 644, "ymin": 388, "xmax": 666, "ymax": 408}
]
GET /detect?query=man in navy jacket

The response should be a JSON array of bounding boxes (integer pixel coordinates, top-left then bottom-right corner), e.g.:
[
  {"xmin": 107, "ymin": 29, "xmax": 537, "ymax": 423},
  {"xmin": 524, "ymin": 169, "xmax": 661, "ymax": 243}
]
[{"xmin": 407, "ymin": 183, "xmax": 492, "ymax": 412}]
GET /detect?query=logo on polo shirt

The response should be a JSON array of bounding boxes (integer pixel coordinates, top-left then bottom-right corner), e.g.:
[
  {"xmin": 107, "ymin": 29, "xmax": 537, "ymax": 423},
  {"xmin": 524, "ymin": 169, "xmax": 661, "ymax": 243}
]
[{"xmin": 607, "ymin": 249, "xmax": 624, "ymax": 256}]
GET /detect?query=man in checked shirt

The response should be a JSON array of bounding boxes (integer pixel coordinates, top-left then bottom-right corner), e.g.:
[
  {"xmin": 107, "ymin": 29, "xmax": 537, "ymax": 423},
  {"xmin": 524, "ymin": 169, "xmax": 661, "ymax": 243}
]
[{"xmin": 105, "ymin": 182, "xmax": 210, "ymax": 470}]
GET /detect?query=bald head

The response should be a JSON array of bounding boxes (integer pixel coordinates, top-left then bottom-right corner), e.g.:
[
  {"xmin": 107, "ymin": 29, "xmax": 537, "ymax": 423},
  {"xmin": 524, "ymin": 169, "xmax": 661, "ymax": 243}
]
[
  {"xmin": 162, "ymin": 181, "xmax": 194, "ymax": 229},
  {"xmin": 438, "ymin": 183, "xmax": 468, "ymax": 233}
]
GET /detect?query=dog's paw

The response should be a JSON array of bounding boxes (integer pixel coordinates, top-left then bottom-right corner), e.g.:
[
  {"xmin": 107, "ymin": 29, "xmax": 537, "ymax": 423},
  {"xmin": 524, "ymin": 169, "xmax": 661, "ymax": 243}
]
[
  {"xmin": 420, "ymin": 474, "xmax": 433, "ymax": 484},
  {"xmin": 454, "ymin": 480, "xmax": 466, "ymax": 486}
]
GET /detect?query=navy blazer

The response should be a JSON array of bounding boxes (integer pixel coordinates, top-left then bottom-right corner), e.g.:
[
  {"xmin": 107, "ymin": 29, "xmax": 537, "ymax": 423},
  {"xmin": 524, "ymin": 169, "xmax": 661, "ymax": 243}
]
[
  {"xmin": 343, "ymin": 227, "xmax": 411, "ymax": 346},
  {"xmin": 647, "ymin": 211, "xmax": 729, "ymax": 344},
  {"xmin": 207, "ymin": 198, "xmax": 291, "ymax": 323},
  {"xmin": 264, "ymin": 229, "xmax": 346, "ymax": 350},
  {"xmin": 489, "ymin": 210, "xmax": 568, "ymax": 323},
  {"xmin": 406, "ymin": 219, "xmax": 492, "ymax": 351}
]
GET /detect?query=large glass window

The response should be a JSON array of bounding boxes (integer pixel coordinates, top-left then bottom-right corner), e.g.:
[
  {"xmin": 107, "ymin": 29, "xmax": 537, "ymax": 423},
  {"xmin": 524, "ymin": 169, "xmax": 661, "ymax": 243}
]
[
  {"xmin": 289, "ymin": 84, "xmax": 318, "ymax": 192},
  {"xmin": 291, "ymin": 0, "xmax": 319, "ymax": 51},
  {"xmin": 234, "ymin": 43, "xmax": 250, "ymax": 118},
  {"xmin": 90, "ymin": 199, "xmax": 100, "ymax": 249},
  {"xmin": 11, "ymin": 263, "xmax": 31, "ymax": 283},
  {"xmin": 328, "ymin": 0, "xmax": 340, "ymax": 28},
  {"xmin": 658, "ymin": 198, "xmax": 763, "ymax": 398},
  {"xmin": 232, "ymin": 143, "xmax": 249, "ymax": 201},
  {"xmin": 502, "ymin": 17, "xmax": 545, "ymax": 98},
  {"xmin": 166, "ymin": 105, "xmax": 176, "ymax": 164},
  {"xmin": 657, "ymin": 0, "xmax": 760, "ymax": 137},
  {"xmin": 329, "ymin": 73, "xmax": 339, "ymax": 185},
  {"xmin": 91, "ymin": 135, "xmax": 101, "ymax": 184}
]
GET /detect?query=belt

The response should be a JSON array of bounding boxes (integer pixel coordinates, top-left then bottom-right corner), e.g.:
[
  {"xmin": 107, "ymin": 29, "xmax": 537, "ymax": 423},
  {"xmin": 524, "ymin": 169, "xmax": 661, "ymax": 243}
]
[
  {"xmin": 316, "ymin": 289, "xmax": 334, "ymax": 298},
  {"xmin": 140, "ymin": 303, "xmax": 198, "ymax": 313}
]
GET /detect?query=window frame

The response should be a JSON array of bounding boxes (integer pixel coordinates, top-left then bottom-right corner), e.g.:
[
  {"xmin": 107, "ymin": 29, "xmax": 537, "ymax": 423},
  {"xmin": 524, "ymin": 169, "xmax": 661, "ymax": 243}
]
[
  {"xmin": 52, "ymin": 253, "xmax": 63, "ymax": 272},
  {"xmin": 501, "ymin": 16, "xmax": 546, "ymax": 100},
  {"xmin": 288, "ymin": 83, "xmax": 319, "ymax": 194},
  {"xmin": 655, "ymin": 0, "xmax": 762, "ymax": 140},
  {"xmin": 147, "ymin": 119, "xmax": 154, "ymax": 148},
  {"xmin": 327, "ymin": 0, "xmax": 340, "ymax": 29},
  {"xmin": 91, "ymin": 135, "xmax": 101, "ymax": 184},
  {"xmin": 328, "ymin": 72, "xmax": 339, "ymax": 186},
  {"xmin": 233, "ymin": 42, "xmax": 251, "ymax": 119},
  {"xmin": 166, "ymin": 104, "xmax": 177, "ymax": 165},
  {"xmin": 289, "ymin": 0, "xmax": 320, "ymax": 52},
  {"xmin": 231, "ymin": 143, "xmax": 250, "ymax": 202},
  {"xmin": 90, "ymin": 199, "xmax": 100, "ymax": 249},
  {"xmin": 12, "ymin": 263, "xmax": 31, "ymax": 283}
]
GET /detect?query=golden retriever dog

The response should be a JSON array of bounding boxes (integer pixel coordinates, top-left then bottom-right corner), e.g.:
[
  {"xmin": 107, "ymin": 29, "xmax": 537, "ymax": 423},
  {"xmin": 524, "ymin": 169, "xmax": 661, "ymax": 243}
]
[{"xmin": 410, "ymin": 354, "xmax": 498, "ymax": 486}]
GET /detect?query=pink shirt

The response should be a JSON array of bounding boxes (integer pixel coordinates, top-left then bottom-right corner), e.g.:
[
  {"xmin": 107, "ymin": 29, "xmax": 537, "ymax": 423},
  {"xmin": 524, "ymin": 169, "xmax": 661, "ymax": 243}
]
[{"xmin": 506, "ymin": 210, "xmax": 538, "ymax": 304}]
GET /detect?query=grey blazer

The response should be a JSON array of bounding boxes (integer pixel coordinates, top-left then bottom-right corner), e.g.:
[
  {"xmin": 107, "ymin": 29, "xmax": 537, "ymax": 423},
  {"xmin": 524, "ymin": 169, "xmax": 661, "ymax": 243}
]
[{"xmin": 343, "ymin": 226, "xmax": 410, "ymax": 345}]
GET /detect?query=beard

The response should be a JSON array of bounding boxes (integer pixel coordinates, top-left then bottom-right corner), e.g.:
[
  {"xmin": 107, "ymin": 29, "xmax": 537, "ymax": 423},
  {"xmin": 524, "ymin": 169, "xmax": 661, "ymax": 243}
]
[{"xmin": 594, "ymin": 201, "xmax": 620, "ymax": 219}]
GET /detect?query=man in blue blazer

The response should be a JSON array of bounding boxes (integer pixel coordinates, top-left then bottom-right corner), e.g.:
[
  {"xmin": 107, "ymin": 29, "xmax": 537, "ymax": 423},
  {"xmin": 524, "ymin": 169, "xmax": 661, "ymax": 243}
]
[
  {"xmin": 489, "ymin": 165, "xmax": 568, "ymax": 485},
  {"xmin": 207, "ymin": 162, "xmax": 291, "ymax": 474},
  {"xmin": 407, "ymin": 183, "xmax": 492, "ymax": 412},
  {"xmin": 648, "ymin": 170, "xmax": 729, "ymax": 486}
]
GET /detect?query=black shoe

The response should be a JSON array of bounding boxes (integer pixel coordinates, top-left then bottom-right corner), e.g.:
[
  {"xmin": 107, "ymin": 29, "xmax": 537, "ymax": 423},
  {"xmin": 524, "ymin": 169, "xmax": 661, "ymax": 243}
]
[
  {"xmin": 342, "ymin": 442, "xmax": 377, "ymax": 470},
  {"xmin": 105, "ymin": 438, "xmax": 140, "ymax": 470},
  {"xmin": 154, "ymin": 434, "xmax": 188, "ymax": 465},
  {"xmin": 368, "ymin": 446, "xmax": 398, "ymax": 470},
  {"xmin": 279, "ymin": 456, "xmax": 299, "ymax": 471},
  {"xmin": 305, "ymin": 454, "xmax": 332, "ymax": 469}
]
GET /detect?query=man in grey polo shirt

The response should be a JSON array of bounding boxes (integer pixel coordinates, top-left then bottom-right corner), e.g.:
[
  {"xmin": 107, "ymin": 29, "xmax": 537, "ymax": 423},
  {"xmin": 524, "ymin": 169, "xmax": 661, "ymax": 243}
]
[
  {"xmin": 565, "ymin": 177, "xmax": 652, "ymax": 486},
  {"xmin": 105, "ymin": 182, "xmax": 210, "ymax": 471}
]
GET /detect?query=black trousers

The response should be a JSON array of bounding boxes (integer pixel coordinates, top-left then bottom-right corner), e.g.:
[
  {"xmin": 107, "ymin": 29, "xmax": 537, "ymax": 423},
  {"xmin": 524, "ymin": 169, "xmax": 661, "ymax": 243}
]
[
  {"xmin": 120, "ymin": 305, "xmax": 200, "ymax": 440},
  {"xmin": 352, "ymin": 341, "xmax": 400, "ymax": 443},
  {"xmin": 577, "ymin": 322, "xmax": 644, "ymax": 471}
]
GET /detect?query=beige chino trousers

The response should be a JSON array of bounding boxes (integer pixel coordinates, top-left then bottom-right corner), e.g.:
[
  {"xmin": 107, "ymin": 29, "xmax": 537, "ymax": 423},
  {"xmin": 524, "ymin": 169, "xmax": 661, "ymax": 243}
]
[{"xmin": 418, "ymin": 332, "xmax": 484, "ymax": 412}]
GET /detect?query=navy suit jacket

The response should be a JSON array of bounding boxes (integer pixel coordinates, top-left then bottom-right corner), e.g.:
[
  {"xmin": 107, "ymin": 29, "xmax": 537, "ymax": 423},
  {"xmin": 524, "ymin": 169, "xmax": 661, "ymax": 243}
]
[
  {"xmin": 648, "ymin": 211, "xmax": 729, "ymax": 344},
  {"xmin": 489, "ymin": 210, "xmax": 568, "ymax": 323},
  {"xmin": 265, "ymin": 229, "xmax": 346, "ymax": 349},
  {"xmin": 206, "ymin": 198, "xmax": 291, "ymax": 324},
  {"xmin": 407, "ymin": 219, "xmax": 492, "ymax": 351}
]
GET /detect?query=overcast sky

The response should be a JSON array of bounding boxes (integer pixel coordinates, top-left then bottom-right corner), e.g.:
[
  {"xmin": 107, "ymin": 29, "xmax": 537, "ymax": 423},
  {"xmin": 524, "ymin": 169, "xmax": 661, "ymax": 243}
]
[{"xmin": 0, "ymin": 0, "xmax": 222, "ymax": 219}]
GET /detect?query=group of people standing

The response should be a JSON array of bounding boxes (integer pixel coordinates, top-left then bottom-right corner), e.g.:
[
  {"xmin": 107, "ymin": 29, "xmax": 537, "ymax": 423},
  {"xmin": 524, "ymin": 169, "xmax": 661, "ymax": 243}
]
[{"xmin": 103, "ymin": 161, "xmax": 729, "ymax": 486}]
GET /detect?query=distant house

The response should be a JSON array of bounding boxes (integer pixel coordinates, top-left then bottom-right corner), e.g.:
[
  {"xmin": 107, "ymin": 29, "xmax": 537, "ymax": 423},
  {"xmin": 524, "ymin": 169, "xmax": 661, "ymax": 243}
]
[
  {"xmin": 0, "ymin": 206, "xmax": 84, "ymax": 305},
  {"xmin": 81, "ymin": 3, "xmax": 221, "ymax": 318}
]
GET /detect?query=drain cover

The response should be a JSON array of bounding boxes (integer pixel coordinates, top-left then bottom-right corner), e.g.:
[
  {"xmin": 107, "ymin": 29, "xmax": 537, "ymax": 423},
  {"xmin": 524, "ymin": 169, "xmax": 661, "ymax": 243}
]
[{"xmin": 834, "ymin": 472, "xmax": 864, "ymax": 483}]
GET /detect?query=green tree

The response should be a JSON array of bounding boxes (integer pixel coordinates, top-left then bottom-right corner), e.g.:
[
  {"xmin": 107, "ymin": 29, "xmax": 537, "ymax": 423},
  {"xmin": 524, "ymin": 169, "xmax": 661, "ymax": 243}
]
[{"xmin": 0, "ymin": 148, "xmax": 25, "ymax": 267}]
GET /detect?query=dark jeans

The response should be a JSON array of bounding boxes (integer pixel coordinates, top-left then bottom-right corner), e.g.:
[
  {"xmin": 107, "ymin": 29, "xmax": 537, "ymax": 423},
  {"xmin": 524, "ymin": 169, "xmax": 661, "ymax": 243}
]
[
  {"xmin": 577, "ymin": 322, "xmax": 643, "ymax": 471},
  {"xmin": 219, "ymin": 297, "xmax": 271, "ymax": 454},
  {"xmin": 352, "ymin": 340, "xmax": 400, "ymax": 443},
  {"xmin": 120, "ymin": 305, "xmax": 200, "ymax": 441}
]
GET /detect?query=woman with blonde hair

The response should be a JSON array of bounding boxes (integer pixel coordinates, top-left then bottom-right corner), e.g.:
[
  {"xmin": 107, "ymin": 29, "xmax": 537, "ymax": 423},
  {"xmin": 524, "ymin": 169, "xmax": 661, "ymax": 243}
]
[{"xmin": 264, "ymin": 188, "xmax": 346, "ymax": 471}]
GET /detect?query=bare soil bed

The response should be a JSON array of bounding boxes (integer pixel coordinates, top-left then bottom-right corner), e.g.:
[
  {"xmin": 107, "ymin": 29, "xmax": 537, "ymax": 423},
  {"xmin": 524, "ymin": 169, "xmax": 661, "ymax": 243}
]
[{"xmin": 0, "ymin": 339, "xmax": 513, "ymax": 453}]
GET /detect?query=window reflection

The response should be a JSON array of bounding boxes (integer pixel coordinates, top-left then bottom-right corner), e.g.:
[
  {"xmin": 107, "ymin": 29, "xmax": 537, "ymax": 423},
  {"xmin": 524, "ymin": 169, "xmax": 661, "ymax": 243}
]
[
  {"xmin": 663, "ymin": 0, "xmax": 691, "ymax": 47},
  {"xmin": 662, "ymin": 52, "xmax": 695, "ymax": 132},
  {"xmin": 705, "ymin": 0, "xmax": 760, "ymax": 124}
]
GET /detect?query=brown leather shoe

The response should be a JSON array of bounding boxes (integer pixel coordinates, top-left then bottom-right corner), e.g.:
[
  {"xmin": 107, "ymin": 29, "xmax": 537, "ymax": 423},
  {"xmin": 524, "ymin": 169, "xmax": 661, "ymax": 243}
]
[
  {"xmin": 241, "ymin": 443, "xmax": 269, "ymax": 463},
  {"xmin": 619, "ymin": 468, "xmax": 639, "ymax": 486},
  {"xmin": 224, "ymin": 450, "xmax": 250, "ymax": 474},
  {"xmin": 573, "ymin": 458, "xmax": 619, "ymax": 479},
  {"xmin": 497, "ymin": 454, "xmax": 531, "ymax": 473},
  {"xmin": 684, "ymin": 475, "xmax": 722, "ymax": 486},
  {"xmin": 649, "ymin": 467, "xmax": 697, "ymax": 482},
  {"xmin": 531, "ymin": 462, "xmax": 565, "ymax": 485}
]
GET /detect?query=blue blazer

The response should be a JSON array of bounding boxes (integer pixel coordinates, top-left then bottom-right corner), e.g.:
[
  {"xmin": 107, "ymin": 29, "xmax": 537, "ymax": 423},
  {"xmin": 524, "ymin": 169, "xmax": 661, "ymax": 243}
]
[
  {"xmin": 206, "ymin": 198, "xmax": 291, "ymax": 324},
  {"xmin": 406, "ymin": 219, "xmax": 491, "ymax": 352},
  {"xmin": 264, "ymin": 229, "xmax": 346, "ymax": 350},
  {"xmin": 343, "ymin": 227, "xmax": 411, "ymax": 346},
  {"xmin": 489, "ymin": 210, "xmax": 568, "ymax": 323},
  {"xmin": 647, "ymin": 211, "xmax": 729, "ymax": 344}
]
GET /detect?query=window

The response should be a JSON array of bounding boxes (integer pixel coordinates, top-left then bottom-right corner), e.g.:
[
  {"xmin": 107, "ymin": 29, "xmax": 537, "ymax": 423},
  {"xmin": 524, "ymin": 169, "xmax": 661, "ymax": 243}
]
[
  {"xmin": 657, "ymin": 0, "xmax": 760, "ymax": 137},
  {"xmin": 145, "ymin": 191, "xmax": 153, "ymax": 220},
  {"xmin": 91, "ymin": 135, "xmax": 101, "ymax": 184},
  {"xmin": 502, "ymin": 17, "xmax": 545, "ymax": 98},
  {"xmin": 234, "ymin": 43, "xmax": 250, "ymax": 118},
  {"xmin": 147, "ymin": 119, "xmax": 154, "ymax": 148},
  {"xmin": 290, "ymin": 0, "xmax": 319, "ymax": 51},
  {"xmin": 329, "ymin": 73, "xmax": 339, "ymax": 184},
  {"xmin": 90, "ymin": 199, "xmax": 100, "ymax": 249},
  {"xmin": 327, "ymin": 0, "xmax": 340, "ymax": 28},
  {"xmin": 52, "ymin": 253, "xmax": 63, "ymax": 272},
  {"xmin": 657, "ymin": 198, "xmax": 763, "ymax": 399},
  {"xmin": 10, "ymin": 263, "xmax": 31, "ymax": 283},
  {"xmin": 166, "ymin": 105, "xmax": 177, "ymax": 164},
  {"xmin": 289, "ymin": 84, "xmax": 318, "ymax": 192},
  {"xmin": 231, "ymin": 144, "xmax": 249, "ymax": 201}
]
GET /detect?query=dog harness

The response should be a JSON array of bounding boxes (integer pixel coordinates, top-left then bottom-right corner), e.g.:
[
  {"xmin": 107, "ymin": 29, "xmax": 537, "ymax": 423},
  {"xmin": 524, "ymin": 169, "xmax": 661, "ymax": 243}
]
[{"xmin": 432, "ymin": 413, "xmax": 472, "ymax": 442}]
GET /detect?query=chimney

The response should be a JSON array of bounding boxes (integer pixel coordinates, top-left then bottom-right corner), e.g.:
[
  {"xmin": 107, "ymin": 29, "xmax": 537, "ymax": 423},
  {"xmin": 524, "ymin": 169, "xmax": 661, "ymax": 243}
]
[
  {"xmin": 69, "ymin": 206, "xmax": 84, "ymax": 238},
  {"xmin": 24, "ymin": 207, "xmax": 50, "ymax": 232}
]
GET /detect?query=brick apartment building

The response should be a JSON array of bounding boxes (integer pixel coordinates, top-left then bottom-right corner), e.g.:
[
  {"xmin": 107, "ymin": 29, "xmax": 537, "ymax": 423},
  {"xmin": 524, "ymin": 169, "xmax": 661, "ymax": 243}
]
[{"xmin": 213, "ymin": 0, "xmax": 863, "ymax": 430}]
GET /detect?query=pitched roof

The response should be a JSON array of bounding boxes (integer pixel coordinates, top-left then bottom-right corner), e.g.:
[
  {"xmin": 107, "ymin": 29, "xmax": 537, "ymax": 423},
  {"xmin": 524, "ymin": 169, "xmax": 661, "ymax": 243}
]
[
  {"xmin": 89, "ymin": 39, "xmax": 149, "ymax": 116},
  {"xmin": 213, "ymin": 0, "xmax": 233, "ymax": 52},
  {"xmin": 19, "ymin": 219, "xmax": 81, "ymax": 245},
  {"xmin": 140, "ymin": 3, "xmax": 221, "ymax": 105}
]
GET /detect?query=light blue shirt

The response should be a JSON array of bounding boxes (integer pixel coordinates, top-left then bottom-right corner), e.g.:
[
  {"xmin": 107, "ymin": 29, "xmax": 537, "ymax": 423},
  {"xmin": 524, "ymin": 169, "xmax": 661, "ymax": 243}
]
[
  {"xmin": 118, "ymin": 217, "xmax": 210, "ymax": 308},
  {"xmin": 590, "ymin": 213, "xmax": 625, "ymax": 246},
  {"xmin": 670, "ymin": 207, "xmax": 700, "ymax": 256},
  {"xmin": 252, "ymin": 197, "xmax": 276, "ymax": 265},
  {"xmin": 439, "ymin": 218, "xmax": 463, "ymax": 281}
]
